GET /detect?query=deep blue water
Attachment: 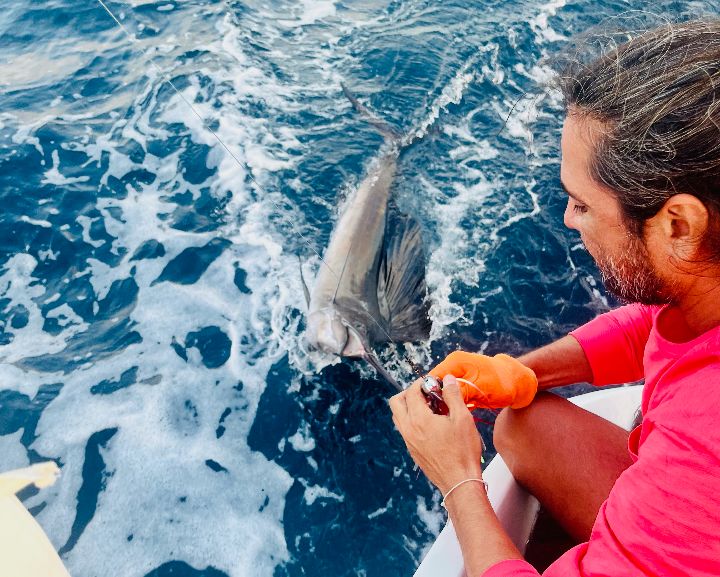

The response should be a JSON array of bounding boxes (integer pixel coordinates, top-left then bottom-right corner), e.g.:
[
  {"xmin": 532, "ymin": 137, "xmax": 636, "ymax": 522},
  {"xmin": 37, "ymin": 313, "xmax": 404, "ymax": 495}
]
[{"xmin": 1, "ymin": 1, "xmax": 717, "ymax": 576}]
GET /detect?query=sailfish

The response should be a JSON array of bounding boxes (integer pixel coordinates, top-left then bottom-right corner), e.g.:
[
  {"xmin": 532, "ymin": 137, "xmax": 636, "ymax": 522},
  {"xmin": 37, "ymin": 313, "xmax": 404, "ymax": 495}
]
[{"xmin": 303, "ymin": 85, "xmax": 435, "ymax": 388}]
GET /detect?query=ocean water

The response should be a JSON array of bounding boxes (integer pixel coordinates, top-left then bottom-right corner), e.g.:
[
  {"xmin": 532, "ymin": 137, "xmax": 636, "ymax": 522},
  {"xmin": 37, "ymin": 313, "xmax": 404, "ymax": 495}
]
[{"xmin": 0, "ymin": 1, "xmax": 716, "ymax": 576}]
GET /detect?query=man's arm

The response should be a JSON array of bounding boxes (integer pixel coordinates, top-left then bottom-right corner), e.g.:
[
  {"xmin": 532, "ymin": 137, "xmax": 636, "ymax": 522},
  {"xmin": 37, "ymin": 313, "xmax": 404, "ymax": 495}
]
[
  {"xmin": 389, "ymin": 380, "xmax": 530, "ymax": 575},
  {"xmin": 430, "ymin": 305, "xmax": 652, "ymax": 403},
  {"xmin": 519, "ymin": 304, "xmax": 656, "ymax": 390},
  {"xmin": 441, "ymin": 336, "xmax": 592, "ymax": 574},
  {"xmin": 443, "ymin": 482, "xmax": 534, "ymax": 576},
  {"xmin": 517, "ymin": 335, "xmax": 593, "ymax": 391}
]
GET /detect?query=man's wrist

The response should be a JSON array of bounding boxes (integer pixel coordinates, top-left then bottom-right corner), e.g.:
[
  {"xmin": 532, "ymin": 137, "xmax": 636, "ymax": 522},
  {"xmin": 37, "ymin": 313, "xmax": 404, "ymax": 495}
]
[
  {"xmin": 441, "ymin": 476, "xmax": 488, "ymax": 510},
  {"xmin": 437, "ymin": 467, "xmax": 483, "ymax": 495}
]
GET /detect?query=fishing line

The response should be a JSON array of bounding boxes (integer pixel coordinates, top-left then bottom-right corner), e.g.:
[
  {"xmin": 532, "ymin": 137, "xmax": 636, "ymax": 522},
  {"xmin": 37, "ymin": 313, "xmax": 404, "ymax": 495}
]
[
  {"xmin": 95, "ymin": 0, "xmax": 340, "ymax": 283},
  {"xmin": 494, "ymin": 90, "xmax": 545, "ymax": 139},
  {"xmin": 331, "ymin": 233, "xmax": 354, "ymax": 306},
  {"xmin": 94, "ymin": 2, "xmax": 544, "ymax": 402},
  {"xmin": 94, "ymin": 0, "xmax": 414, "ymax": 382}
]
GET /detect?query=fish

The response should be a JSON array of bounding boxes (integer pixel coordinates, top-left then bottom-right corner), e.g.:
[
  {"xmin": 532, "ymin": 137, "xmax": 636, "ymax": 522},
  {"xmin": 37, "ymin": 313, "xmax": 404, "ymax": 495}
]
[{"xmin": 303, "ymin": 84, "xmax": 434, "ymax": 389}]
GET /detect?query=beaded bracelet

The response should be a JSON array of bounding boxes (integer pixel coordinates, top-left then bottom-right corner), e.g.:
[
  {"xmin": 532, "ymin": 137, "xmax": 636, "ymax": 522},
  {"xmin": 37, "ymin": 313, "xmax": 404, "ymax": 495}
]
[{"xmin": 440, "ymin": 478, "xmax": 488, "ymax": 509}]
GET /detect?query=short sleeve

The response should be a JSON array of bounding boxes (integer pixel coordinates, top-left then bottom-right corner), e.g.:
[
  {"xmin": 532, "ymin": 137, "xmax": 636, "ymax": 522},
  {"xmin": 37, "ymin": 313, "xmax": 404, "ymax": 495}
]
[{"xmin": 569, "ymin": 304, "xmax": 656, "ymax": 385}]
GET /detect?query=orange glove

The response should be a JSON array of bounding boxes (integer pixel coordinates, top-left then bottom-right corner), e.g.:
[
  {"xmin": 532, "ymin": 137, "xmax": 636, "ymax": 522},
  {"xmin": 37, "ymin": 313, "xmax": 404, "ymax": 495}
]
[{"xmin": 429, "ymin": 351, "xmax": 537, "ymax": 409}]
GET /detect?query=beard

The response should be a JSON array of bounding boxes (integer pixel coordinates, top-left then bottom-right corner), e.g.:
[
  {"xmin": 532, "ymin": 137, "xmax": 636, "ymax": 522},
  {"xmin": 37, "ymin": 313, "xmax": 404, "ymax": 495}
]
[{"xmin": 589, "ymin": 233, "xmax": 676, "ymax": 305}]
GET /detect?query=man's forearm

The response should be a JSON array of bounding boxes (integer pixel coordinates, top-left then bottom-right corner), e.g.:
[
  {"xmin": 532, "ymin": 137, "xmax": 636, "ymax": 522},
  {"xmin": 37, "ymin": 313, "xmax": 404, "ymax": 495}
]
[
  {"xmin": 517, "ymin": 335, "xmax": 593, "ymax": 390},
  {"xmin": 445, "ymin": 482, "xmax": 524, "ymax": 575},
  {"xmin": 441, "ymin": 336, "xmax": 593, "ymax": 575}
]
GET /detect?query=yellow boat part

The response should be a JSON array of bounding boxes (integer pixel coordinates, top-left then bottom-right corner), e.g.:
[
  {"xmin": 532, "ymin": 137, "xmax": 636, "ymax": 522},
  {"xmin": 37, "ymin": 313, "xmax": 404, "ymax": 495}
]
[{"xmin": 0, "ymin": 463, "xmax": 71, "ymax": 577}]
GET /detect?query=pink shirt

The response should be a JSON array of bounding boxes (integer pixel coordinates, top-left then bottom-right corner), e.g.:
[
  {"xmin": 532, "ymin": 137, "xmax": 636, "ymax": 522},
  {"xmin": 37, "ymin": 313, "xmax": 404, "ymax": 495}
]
[{"xmin": 482, "ymin": 304, "xmax": 720, "ymax": 577}]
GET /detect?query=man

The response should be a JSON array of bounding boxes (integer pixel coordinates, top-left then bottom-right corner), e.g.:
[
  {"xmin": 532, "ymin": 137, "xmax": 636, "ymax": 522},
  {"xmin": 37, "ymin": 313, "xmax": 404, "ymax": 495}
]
[{"xmin": 390, "ymin": 20, "xmax": 720, "ymax": 576}]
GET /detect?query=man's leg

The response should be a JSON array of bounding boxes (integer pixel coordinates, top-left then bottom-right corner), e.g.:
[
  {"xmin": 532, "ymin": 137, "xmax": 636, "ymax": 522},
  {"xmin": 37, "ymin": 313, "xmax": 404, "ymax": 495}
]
[{"xmin": 493, "ymin": 392, "xmax": 634, "ymax": 543}]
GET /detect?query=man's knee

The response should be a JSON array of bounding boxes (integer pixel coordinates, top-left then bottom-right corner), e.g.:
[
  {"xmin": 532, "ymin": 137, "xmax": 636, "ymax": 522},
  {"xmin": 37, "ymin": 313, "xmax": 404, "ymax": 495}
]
[
  {"xmin": 493, "ymin": 393, "xmax": 562, "ymax": 471},
  {"xmin": 493, "ymin": 406, "xmax": 518, "ymax": 455},
  {"xmin": 493, "ymin": 405, "xmax": 530, "ymax": 474}
]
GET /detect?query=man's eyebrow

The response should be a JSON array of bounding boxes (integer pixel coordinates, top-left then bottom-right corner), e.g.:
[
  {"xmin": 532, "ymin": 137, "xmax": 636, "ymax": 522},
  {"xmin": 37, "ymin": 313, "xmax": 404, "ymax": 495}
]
[{"xmin": 560, "ymin": 179, "xmax": 587, "ymax": 204}]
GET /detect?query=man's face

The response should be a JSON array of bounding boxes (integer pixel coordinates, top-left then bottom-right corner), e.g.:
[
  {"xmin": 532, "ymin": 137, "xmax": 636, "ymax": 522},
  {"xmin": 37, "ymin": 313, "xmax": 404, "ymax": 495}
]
[{"xmin": 560, "ymin": 115, "xmax": 674, "ymax": 305}]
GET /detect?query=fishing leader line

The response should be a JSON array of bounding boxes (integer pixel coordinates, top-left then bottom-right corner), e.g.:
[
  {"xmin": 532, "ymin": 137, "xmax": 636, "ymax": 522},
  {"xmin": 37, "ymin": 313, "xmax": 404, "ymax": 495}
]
[
  {"xmin": 95, "ymin": 0, "xmax": 337, "ymax": 281},
  {"xmin": 94, "ymin": 0, "xmax": 424, "ymax": 381}
]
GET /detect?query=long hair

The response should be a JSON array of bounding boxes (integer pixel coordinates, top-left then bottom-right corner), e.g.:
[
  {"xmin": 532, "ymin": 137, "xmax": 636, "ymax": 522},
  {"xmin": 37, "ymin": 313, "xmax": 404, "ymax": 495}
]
[{"xmin": 556, "ymin": 18, "xmax": 720, "ymax": 257}]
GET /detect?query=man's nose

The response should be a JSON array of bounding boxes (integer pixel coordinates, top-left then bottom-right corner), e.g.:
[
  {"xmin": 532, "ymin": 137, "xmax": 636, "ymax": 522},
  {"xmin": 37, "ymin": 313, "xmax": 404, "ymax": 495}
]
[{"xmin": 563, "ymin": 199, "xmax": 578, "ymax": 230}]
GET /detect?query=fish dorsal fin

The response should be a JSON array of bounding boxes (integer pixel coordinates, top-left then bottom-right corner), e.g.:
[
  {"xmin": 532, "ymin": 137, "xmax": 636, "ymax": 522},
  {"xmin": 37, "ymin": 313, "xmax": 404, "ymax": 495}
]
[{"xmin": 377, "ymin": 206, "xmax": 431, "ymax": 342}]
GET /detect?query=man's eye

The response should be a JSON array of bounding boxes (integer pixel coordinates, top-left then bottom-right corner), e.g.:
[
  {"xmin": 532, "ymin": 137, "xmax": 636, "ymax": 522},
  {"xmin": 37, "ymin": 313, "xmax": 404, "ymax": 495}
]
[{"xmin": 572, "ymin": 203, "xmax": 588, "ymax": 214}]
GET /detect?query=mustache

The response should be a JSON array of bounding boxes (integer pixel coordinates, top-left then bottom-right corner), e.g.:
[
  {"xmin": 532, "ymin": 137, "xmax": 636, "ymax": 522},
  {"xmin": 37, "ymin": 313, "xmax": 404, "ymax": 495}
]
[{"xmin": 595, "ymin": 250, "xmax": 673, "ymax": 306}]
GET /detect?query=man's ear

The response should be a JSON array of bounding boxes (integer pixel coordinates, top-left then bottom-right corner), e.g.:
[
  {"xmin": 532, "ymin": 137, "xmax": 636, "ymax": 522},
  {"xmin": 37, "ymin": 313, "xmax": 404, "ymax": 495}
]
[{"xmin": 656, "ymin": 193, "xmax": 709, "ymax": 258}]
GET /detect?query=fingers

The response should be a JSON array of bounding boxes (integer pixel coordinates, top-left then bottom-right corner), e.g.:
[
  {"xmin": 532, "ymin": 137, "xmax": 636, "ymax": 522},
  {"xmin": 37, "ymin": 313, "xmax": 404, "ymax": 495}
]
[
  {"xmin": 429, "ymin": 350, "xmax": 487, "ymax": 381},
  {"xmin": 428, "ymin": 352, "xmax": 461, "ymax": 379},
  {"xmin": 428, "ymin": 363, "xmax": 448, "ymax": 379},
  {"xmin": 442, "ymin": 375, "xmax": 470, "ymax": 416},
  {"xmin": 391, "ymin": 374, "xmax": 470, "ymax": 421},
  {"xmin": 405, "ymin": 380, "xmax": 432, "ymax": 419},
  {"xmin": 388, "ymin": 387, "xmax": 408, "ymax": 417},
  {"xmin": 389, "ymin": 378, "xmax": 424, "ymax": 432}
]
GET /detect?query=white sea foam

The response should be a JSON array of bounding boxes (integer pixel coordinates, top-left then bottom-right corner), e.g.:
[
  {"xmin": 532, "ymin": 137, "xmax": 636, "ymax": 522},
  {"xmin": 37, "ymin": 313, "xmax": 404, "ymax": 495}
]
[
  {"xmin": 0, "ymin": 0, "xmax": 589, "ymax": 574},
  {"xmin": 420, "ymin": 124, "xmax": 500, "ymax": 333},
  {"xmin": 0, "ymin": 431, "xmax": 29, "ymax": 472},
  {"xmin": 44, "ymin": 303, "xmax": 86, "ymax": 330},
  {"xmin": 530, "ymin": 0, "xmax": 568, "ymax": 44},
  {"xmin": 42, "ymin": 150, "xmax": 91, "ymax": 186},
  {"xmin": 406, "ymin": 59, "xmax": 477, "ymax": 145},
  {"xmin": 0, "ymin": 6, "xmax": 315, "ymax": 577},
  {"xmin": 20, "ymin": 215, "xmax": 52, "ymax": 228},
  {"xmin": 422, "ymin": 174, "xmax": 476, "ymax": 333},
  {"xmin": 415, "ymin": 494, "xmax": 443, "ymax": 537},
  {"xmin": 288, "ymin": 422, "xmax": 316, "ymax": 452},
  {"xmin": 0, "ymin": 254, "xmax": 88, "ymax": 364},
  {"xmin": 367, "ymin": 497, "xmax": 392, "ymax": 519},
  {"xmin": 298, "ymin": 0, "xmax": 337, "ymax": 26},
  {"xmin": 301, "ymin": 481, "xmax": 345, "ymax": 506}
]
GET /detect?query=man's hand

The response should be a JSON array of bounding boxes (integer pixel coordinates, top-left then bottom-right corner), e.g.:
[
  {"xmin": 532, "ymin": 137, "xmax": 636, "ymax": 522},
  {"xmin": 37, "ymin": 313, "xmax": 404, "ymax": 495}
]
[
  {"xmin": 389, "ymin": 375, "xmax": 483, "ymax": 495},
  {"xmin": 390, "ymin": 375, "xmax": 525, "ymax": 576},
  {"xmin": 430, "ymin": 351, "xmax": 538, "ymax": 409}
]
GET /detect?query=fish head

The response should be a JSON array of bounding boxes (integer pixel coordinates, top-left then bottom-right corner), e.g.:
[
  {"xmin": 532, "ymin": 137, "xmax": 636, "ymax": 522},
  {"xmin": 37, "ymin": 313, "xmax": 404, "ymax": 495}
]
[{"xmin": 307, "ymin": 308, "xmax": 367, "ymax": 358}]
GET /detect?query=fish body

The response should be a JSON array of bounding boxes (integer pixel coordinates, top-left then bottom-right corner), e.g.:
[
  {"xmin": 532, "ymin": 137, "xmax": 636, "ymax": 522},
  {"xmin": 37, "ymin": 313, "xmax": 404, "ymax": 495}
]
[
  {"xmin": 305, "ymin": 86, "xmax": 433, "ymax": 385},
  {"xmin": 307, "ymin": 150, "xmax": 400, "ymax": 357}
]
